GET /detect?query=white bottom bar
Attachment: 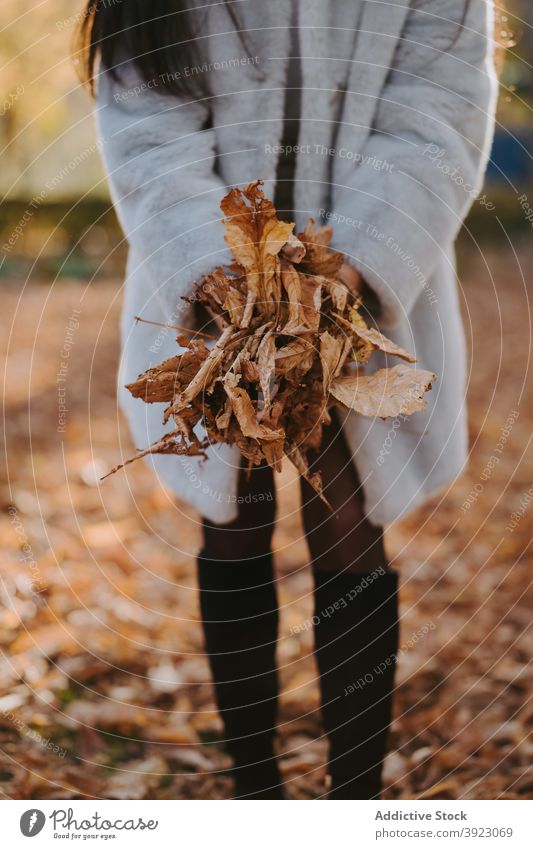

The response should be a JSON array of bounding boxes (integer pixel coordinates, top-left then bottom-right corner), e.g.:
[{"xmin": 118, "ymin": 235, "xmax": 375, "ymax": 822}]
[{"xmin": 5, "ymin": 799, "xmax": 532, "ymax": 848}]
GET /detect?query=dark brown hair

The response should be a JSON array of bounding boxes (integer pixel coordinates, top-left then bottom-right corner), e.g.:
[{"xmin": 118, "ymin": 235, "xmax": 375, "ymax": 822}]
[{"xmin": 77, "ymin": 0, "xmax": 243, "ymax": 96}]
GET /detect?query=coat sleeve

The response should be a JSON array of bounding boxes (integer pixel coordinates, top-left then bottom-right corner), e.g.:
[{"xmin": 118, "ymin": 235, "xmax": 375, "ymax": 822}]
[
  {"xmin": 330, "ymin": 0, "xmax": 498, "ymax": 328},
  {"xmin": 95, "ymin": 63, "xmax": 231, "ymax": 319}
]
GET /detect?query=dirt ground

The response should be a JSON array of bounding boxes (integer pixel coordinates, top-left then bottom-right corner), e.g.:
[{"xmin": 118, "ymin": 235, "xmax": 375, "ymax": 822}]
[{"xmin": 1, "ymin": 240, "xmax": 532, "ymax": 800}]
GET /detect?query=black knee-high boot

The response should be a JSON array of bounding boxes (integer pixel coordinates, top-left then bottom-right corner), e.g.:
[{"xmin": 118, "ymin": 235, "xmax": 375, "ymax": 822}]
[
  {"xmin": 198, "ymin": 551, "xmax": 283, "ymax": 799},
  {"xmin": 313, "ymin": 568, "xmax": 399, "ymax": 799}
]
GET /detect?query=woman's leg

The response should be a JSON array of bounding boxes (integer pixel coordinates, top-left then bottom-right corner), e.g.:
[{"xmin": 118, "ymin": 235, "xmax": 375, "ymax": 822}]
[
  {"xmin": 300, "ymin": 412, "xmax": 399, "ymax": 799},
  {"xmin": 300, "ymin": 410, "xmax": 388, "ymax": 576},
  {"xmin": 198, "ymin": 461, "xmax": 283, "ymax": 798}
]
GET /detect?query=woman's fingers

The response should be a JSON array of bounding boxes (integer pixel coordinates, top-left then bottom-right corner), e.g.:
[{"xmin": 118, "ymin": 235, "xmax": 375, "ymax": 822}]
[{"xmin": 338, "ymin": 261, "xmax": 363, "ymax": 295}]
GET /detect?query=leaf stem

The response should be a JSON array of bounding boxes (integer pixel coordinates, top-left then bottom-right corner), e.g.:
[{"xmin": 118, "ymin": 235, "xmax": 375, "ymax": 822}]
[{"xmin": 133, "ymin": 316, "xmax": 218, "ymax": 341}]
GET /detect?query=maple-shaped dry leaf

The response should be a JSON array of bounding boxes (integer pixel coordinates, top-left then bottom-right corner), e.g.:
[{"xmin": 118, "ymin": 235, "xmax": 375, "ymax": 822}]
[
  {"xmin": 221, "ymin": 180, "xmax": 293, "ymax": 322},
  {"xmin": 224, "ymin": 383, "xmax": 285, "ymax": 442},
  {"xmin": 330, "ymin": 365, "xmax": 436, "ymax": 418}
]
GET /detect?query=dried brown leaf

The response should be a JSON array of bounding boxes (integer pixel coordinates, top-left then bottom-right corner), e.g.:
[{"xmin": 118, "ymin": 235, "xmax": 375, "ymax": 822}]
[
  {"xmin": 257, "ymin": 331, "xmax": 276, "ymax": 408},
  {"xmin": 281, "ymin": 261, "xmax": 303, "ymax": 331},
  {"xmin": 319, "ymin": 331, "xmax": 345, "ymax": 392},
  {"xmin": 221, "ymin": 180, "xmax": 293, "ymax": 317},
  {"xmin": 224, "ymin": 383, "xmax": 285, "ymax": 443},
  {"xmin": 348, "ymin": 322, "xmax": 416, "ymax": 363},
  {"xmin": 165, "ymin": 326, "xmax": 235, "ymax": 420},
  {"xmin": 297, "ymin": 220, "xmax": 344, "ymax": 278},
  {"xmin": 275, "ymin": 338, "xmax": 315, "ymax": 374},
  {"xmin": 330, "ymin": 365, "xmax": 436, "ymax": 418}
]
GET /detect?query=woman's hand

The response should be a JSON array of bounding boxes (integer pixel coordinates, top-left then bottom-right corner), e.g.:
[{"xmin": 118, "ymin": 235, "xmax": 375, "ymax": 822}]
[
  {"xmin": 338, "ymin": 261, "xmax": 362, "ymax": 295},
  {"xmin": 338, "ymin": 262, "xmax": 382, "ymax": 320}
]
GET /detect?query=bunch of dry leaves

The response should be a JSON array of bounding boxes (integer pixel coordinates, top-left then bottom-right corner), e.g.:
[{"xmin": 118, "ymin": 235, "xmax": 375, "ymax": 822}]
[{"xmin": 109, "ymin": 181, "xmax": 435, "ymax": 497}]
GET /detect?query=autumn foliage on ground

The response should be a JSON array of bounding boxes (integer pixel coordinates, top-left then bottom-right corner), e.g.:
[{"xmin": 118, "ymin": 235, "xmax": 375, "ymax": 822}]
[{"xmin": 1, "ymin": 243, "xmax": 531, "ymax": 800}]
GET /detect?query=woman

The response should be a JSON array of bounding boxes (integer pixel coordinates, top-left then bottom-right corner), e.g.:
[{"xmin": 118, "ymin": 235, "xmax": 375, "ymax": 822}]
[{"xmin": 80, "ymin": 0, "xmax": 497, "ymax": 798}]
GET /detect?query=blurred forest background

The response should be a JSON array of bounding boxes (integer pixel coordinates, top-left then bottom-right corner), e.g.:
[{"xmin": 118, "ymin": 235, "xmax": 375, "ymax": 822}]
[{"xmin": 0, "ymin": 1, "xmax": 532, "ymax": 800}]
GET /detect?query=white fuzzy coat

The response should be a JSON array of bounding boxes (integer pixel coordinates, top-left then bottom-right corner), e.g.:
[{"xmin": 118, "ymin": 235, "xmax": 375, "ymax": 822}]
[{"xmin": 95, "ymin": 0, "xmax": 497, "ymax": 525}]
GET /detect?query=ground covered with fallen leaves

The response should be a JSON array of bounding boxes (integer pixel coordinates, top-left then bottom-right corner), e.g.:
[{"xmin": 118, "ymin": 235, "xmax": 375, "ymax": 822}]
[{"xmin": 1, "ymin": 240, "xmax": 532, "ymax": 800}]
